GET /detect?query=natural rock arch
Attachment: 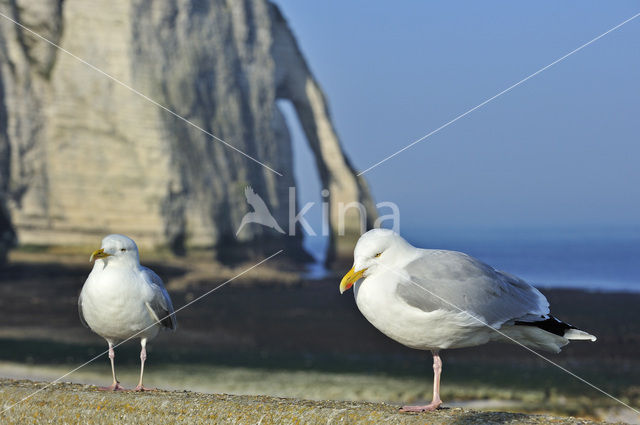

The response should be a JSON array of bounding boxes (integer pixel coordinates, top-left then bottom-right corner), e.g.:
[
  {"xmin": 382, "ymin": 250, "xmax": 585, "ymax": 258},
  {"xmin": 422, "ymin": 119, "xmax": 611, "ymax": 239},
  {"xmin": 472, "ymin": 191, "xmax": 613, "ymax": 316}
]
[{"xmin": 0, "ymin": 0, "xmax": 375, "ymax": 263}]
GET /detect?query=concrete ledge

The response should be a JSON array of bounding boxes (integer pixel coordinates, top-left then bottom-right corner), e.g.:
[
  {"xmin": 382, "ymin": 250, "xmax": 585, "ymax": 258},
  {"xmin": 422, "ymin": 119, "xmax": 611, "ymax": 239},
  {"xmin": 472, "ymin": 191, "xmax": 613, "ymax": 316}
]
[{"xmin": 0, "ymin": 379, "xmax": 611, "ymax": 424}]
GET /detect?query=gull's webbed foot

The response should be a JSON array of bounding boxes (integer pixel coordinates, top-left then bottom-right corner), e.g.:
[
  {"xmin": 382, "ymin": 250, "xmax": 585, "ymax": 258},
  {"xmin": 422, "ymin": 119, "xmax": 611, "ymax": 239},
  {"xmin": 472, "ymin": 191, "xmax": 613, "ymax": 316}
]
[
  {"xmin": 99, "ymin": 382, "xmax": 127, "ymax": 391},
  {"xmin": 399, "ymin": 401, "xmax": 442, "ymax": 412},
  {"xmin": 133, "ymin": 385, "xmax": 156, "ymax": 392}
]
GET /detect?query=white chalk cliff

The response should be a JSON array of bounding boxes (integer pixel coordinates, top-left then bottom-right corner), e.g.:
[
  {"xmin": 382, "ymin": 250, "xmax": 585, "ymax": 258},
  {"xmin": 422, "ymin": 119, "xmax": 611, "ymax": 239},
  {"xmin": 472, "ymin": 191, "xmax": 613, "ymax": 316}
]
[{"xmin": 0, "ymin": 0, "xmax": 375, "ymax": 262}]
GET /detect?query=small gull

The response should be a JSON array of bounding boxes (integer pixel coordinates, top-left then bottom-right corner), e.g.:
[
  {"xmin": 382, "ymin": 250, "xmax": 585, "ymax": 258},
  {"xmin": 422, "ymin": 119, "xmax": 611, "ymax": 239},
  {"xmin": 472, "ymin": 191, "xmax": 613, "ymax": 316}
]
[
  {"xmin": 340, "ymin": 229, "xmax": 596, "ymax": 412},
  {"xmin": 78, "ymin": 234, "xmax": 177, "ymax": 391}
]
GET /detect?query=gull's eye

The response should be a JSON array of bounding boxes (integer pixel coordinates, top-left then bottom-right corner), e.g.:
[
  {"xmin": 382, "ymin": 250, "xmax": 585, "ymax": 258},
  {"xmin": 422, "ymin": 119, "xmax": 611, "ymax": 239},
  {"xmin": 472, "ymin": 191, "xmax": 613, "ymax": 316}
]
[
  {"xmin": 374, "ymin": 252, "xmax": 382, "ymax": 258},
  {"xmin": 121, "ymin": 248, "xmax": 126, "ymax": 252}
]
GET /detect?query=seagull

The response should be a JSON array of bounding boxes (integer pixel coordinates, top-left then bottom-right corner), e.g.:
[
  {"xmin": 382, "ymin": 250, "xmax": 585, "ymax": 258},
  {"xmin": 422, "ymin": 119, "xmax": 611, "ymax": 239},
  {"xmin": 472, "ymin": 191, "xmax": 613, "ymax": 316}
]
[
  {"xmin": 78, "ymin": 234, "xmax": 177, "ymax": 391},
  {"xmin": 339, "ymin": 229, "xmax": 596, "ymax": 412},
  {"xmin": 236, "ymin": 186, "xmax": 285, "ymax": 235}
]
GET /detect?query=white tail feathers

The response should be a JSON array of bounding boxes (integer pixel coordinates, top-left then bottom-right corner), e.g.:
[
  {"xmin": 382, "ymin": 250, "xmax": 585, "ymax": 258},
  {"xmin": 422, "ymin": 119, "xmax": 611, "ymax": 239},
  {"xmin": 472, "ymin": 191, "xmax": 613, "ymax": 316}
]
[{"xmin": 564, "ymin": 329, "xmax": 597, "ymax": 341}]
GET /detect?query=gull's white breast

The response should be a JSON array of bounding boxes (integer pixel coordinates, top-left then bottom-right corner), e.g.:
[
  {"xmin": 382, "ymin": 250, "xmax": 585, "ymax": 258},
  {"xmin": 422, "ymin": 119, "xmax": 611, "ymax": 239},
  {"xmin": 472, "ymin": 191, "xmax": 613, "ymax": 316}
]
[
  {"xmin": 353, "ymin": 270, "xmax": 495, "ymax": 350},
  {"xmin": 80, "ymin": 264, "xmax": 159, "ymax": 342}
]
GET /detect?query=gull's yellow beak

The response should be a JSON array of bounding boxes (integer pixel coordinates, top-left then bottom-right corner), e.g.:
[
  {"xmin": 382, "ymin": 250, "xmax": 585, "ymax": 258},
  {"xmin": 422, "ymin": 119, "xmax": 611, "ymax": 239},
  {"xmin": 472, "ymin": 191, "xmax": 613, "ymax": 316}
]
[
  {"xmin": 90, "ymin": 248, "xmax": 110, "ymax": 262},
  {"xmin": 339, "ymin": 267, "xmax": 366, "ymax": 294}
]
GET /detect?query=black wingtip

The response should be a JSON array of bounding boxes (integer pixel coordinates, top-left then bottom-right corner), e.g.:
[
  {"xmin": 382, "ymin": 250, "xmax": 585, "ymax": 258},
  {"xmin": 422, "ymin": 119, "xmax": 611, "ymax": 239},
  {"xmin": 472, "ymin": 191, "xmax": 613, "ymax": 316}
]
[
  {"xmin": 162, "ymin": 314, "xmax": 177, "ymax": 331},
  {"xmin": 514, "ymin": 315, "xmax": 577, "ymax": 337}
]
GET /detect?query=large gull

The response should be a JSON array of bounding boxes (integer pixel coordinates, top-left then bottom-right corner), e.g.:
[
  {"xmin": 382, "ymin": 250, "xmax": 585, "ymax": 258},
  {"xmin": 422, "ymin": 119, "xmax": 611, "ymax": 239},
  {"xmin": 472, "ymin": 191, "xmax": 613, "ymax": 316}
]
[
  {"xmin": 339, "ymin": 229, "xmax": 596, "ymax": 412},
  {"xmin": 78, "ymin": 234, "xmax": 177, "ymax": 391}
]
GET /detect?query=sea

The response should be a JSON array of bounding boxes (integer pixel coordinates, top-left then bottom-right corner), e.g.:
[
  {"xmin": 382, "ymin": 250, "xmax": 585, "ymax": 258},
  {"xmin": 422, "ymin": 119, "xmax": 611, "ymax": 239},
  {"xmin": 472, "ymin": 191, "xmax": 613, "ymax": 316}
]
[{"xmin": 303, "ymin": 227, "xmax": 640, "ymax": 293}]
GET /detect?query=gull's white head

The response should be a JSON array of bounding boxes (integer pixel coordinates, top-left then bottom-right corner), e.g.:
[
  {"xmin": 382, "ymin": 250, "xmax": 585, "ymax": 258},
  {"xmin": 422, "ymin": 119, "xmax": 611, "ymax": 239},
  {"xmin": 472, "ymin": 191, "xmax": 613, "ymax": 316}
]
[
  {"xmin": 90, "ymin": 234, "xmax": 140, "ymax": 266},
  {"xmin": 339, "ymin": 228, "xmax": 412, "ymax": 293}
]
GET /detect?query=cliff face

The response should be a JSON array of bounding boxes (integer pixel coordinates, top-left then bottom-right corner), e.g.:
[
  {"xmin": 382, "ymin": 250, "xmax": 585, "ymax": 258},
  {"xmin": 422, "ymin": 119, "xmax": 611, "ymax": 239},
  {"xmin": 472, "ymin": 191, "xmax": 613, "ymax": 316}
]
[{"xmin": 0, "ymin": 0, "xmax": 375, "ymax": 262}]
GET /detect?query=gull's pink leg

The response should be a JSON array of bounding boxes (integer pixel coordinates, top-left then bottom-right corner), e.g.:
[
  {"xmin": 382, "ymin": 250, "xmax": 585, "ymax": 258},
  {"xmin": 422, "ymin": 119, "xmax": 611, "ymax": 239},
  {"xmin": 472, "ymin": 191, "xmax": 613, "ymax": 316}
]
[
  {"xmin": 134, "ymin": 338, "xmax": 155, "ymax": 391},
  {"xmin": 99, "ymin": 342, "xmax": 127, "ymax": 391},
  {"xmin": 400, "ymin": 350, "xmax": 443, "ymax": 412}
]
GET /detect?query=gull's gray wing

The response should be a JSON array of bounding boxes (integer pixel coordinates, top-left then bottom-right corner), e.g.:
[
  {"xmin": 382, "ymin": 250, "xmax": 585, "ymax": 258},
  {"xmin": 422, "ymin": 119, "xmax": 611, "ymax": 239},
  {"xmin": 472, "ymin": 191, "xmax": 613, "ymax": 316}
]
[
  {"xmin": 141, "ymin": 266, "xmax": 177, "ymax": 330},
  {"xmin": 396, "ymin": 250, "xmax": 549, "ymax": 327}
]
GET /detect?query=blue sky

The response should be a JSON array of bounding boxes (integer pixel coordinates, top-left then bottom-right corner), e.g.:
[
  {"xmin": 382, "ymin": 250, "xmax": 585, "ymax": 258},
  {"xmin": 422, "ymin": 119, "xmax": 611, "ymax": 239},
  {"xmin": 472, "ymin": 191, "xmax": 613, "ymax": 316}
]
[{"xmin": 274, "ymin": 1, "xmax": 640, "ymax": 238}]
